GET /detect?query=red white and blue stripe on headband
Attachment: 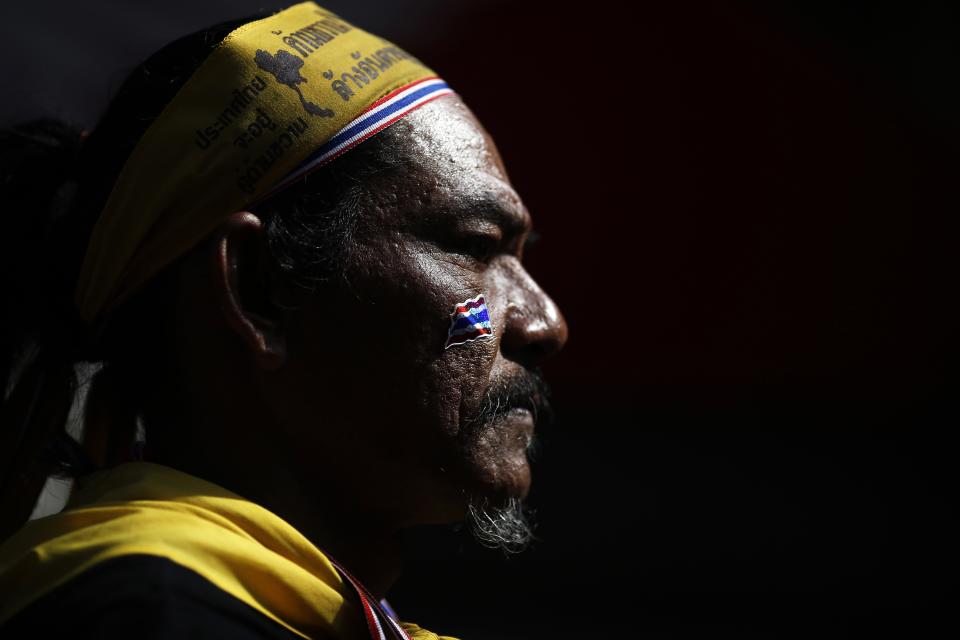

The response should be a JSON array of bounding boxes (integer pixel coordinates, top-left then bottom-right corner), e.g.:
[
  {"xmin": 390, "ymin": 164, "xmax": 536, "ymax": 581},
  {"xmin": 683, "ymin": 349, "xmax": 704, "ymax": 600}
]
[
  {"xmin": 445, "ymin": 294, "xmax": 494, "ymax": 349},
  {"xmin": 268, "ymin": 77, "xmax": 453, "ymax": 195}
]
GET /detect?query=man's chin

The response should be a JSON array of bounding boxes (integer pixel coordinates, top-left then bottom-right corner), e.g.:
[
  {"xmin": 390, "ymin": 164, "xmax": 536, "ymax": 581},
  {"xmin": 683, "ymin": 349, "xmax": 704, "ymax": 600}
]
[
  {"xmin": 465, "ymin": 494, "xmax": 536, "ymax": 554},
  {"xmin": 458, "ymin": 449, "xmax": 533, "ymax": 511},
  {"xmin": 456, "ymin": 450, "xmax": 536, "ymax": 553},
  {"xmin": 463, "ymin": 410, "xmax": 536, "ymax": 501}
]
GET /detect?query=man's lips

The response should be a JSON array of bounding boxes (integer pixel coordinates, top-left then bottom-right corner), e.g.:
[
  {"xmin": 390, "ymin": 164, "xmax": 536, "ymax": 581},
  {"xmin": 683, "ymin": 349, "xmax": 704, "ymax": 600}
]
[
  {"xmin": 460, "ymin": 367, "xmax": 552, "ymax": 437},
  {"xmin": 504, "ymin": 406, "xmax": 534, "ymax": 424}
]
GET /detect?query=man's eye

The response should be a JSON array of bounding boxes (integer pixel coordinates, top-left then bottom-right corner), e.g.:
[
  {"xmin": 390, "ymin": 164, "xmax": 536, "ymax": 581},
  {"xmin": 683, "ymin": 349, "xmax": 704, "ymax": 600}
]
[{"xmin": 456, "ymin": 235, "xmax": 499, "ymax": 262}]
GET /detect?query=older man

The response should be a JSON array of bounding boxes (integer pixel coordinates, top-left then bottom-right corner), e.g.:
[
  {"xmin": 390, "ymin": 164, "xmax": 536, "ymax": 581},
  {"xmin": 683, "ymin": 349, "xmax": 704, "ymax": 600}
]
[{"xmin": 0, "ymin": 2, "xmax": 566, "ymax": 639}]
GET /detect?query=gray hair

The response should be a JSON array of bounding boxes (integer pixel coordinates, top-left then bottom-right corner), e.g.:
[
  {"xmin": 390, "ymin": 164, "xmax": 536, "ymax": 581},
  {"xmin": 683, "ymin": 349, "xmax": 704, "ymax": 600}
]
[{"xmin": 466, "ymin": 497, "xmax": 536, "ymax": 554}]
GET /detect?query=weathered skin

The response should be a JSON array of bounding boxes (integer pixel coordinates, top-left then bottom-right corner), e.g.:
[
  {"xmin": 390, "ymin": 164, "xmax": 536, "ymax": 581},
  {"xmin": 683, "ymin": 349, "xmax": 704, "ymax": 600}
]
[{"xmin": 154, "ymin": 95, "xmax": 567, "ymax": 596}]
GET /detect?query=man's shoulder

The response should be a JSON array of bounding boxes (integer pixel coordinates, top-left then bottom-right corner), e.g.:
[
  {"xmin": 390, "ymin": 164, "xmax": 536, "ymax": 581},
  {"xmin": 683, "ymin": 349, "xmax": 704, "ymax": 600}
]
[{"xmin": 0, "ymin": 554, "xmax": 312, "ymax": 639}]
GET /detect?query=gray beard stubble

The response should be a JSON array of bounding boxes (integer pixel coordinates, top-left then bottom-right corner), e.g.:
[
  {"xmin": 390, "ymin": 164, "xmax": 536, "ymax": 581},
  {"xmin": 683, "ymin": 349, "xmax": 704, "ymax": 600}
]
[
  {"xmin": 466, "ymin": 496, "xmax": 535, "ymax": 554},
  {"xmin": 459, "ymin": 368, "xmax": 550, "ymax": 554}
]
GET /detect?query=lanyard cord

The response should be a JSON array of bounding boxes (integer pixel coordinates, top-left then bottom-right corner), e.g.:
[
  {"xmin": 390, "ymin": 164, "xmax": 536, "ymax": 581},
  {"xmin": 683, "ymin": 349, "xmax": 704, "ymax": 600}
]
[{"xmin": 327, "ymin": 556, "xmax": 411, "ymax": 640}]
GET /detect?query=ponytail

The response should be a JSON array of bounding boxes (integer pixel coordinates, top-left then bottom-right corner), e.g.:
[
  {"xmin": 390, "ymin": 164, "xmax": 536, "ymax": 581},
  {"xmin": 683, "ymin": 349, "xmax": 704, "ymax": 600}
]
[
  {"xmin": 0, "ymin": 15, "xmax": 370, "ymax": 541},
  {"xmin": 0, "ymin": 19, "xmax": 252, "ymax": 540},
  {"xmin": 0, "ymin": 120, "xmax": 95, "ymax": 540}
]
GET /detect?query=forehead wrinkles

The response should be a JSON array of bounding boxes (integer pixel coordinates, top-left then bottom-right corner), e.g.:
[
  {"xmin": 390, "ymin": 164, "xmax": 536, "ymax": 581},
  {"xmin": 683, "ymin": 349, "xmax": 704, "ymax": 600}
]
[
  {"xmin": 402, "ymin": 98, "xmax": 509, "ymax": 183},
  {"xmin": 360, "ymin": 99, "xmax": 526, "ymax": 228},
  {"xmin": 404, "ymin": 102, "xmax": 527, "ymax": 224}
]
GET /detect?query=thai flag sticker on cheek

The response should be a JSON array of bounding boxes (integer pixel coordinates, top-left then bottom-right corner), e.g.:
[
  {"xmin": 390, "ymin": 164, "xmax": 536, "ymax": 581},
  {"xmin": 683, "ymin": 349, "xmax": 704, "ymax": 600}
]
[{"xmin": 445, "ymin": 294, "xmax": 494, "ymax": 349}]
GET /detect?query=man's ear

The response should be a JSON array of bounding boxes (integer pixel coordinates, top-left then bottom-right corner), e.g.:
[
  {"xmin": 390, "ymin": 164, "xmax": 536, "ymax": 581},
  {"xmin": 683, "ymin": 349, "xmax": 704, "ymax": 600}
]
[{"xmin": 209, "ymin": 211, "xmax": 287, "ymax": 370}]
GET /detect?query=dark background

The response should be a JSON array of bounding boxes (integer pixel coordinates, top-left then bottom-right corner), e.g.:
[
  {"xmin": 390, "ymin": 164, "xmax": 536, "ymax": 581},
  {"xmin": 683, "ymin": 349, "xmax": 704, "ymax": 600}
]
[{"xmin": 2, "ymin": 1, "xmax": 957, "ymax": 638}]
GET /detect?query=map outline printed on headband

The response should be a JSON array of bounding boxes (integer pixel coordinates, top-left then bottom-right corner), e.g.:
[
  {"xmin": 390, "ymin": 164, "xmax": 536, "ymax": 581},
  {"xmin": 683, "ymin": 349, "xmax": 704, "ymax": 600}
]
[
  {"xmin": 445, "ymin": 294, "xmax": 494, "ymax": 349},
  {"xmin": 254, "ymin": 48, "xmax": 336, "ymax": 117}
]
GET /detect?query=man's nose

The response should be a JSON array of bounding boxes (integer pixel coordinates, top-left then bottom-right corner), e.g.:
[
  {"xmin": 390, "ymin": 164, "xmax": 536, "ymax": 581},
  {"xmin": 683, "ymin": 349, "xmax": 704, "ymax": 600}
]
[{"xmin": 498, "ymin": 260, "xmax": 568, "ymax": 367}]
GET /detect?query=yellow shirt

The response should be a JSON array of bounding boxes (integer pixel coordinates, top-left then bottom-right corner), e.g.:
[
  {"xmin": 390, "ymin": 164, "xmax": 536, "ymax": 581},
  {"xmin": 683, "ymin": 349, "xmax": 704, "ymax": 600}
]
[{"xmin": 0, "ymin": 462, "xmax": 456, "ymax": 640}]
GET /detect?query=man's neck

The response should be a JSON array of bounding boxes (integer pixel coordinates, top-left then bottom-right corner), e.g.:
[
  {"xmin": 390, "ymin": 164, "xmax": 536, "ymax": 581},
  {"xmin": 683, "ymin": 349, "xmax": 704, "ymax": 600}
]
[
  {"xmin": 239, "ymin": 467, "xmax": 405, "ymax": 599},
  {"xmin": 151, "ymin": 444, "xmax": 405, "ymax": 599},
  {"xmin": 145, "ymin": 359, "xmax": 407, "ymax": 599}
]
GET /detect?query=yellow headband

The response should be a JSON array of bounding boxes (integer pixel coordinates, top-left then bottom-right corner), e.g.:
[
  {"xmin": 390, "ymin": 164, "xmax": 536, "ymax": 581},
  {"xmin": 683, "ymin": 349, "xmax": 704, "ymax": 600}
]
[{"xmin": 75, "ymin": 1, "xmax": 449, "ymax": 326}]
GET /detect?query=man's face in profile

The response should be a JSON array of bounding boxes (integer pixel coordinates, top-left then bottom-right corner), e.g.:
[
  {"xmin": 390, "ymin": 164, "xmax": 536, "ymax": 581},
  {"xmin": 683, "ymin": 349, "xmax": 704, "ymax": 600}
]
[{"xmin": 264, "ymin": 96, "xmax": 567, "ymax": 542}]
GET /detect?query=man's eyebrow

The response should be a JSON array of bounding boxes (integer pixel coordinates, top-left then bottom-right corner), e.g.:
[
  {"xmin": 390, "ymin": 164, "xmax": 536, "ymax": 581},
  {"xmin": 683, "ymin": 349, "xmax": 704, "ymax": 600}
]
[{"xmin": 458, "ymin": 194, "xmax": 529, "ymax": 234}]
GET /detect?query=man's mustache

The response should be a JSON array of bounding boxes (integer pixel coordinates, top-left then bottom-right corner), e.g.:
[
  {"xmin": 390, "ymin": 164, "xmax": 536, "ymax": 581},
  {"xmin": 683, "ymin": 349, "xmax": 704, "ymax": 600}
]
[{"xmin": 461, "ymin": 368, "xmax": 553, "ymax": 432}]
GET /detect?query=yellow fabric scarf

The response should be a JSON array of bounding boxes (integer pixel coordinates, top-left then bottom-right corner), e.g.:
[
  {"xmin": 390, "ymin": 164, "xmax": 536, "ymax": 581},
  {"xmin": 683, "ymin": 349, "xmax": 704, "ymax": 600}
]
[
  {"xmin": 74, "ymin": 1, "xmax": 442, "ymax": 327},
  {"xmin": 0, "ymin": 462, "xmax": 456, "ymax": 640}
]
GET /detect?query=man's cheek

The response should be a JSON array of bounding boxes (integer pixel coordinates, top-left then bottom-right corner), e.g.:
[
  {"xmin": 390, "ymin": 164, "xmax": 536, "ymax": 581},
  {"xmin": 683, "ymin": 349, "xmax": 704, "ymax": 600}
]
[
  {"xmin": 441, "ymin": 325, "xmax": 498, "ymax": 377},
  {"xmin": 442, "ymin": 293, "xmax": 494, "ymax": 350}
]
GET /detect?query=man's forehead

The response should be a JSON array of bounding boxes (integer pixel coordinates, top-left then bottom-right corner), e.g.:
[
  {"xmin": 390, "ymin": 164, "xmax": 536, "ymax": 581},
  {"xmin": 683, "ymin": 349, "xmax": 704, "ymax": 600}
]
[
  {"xmin": 402, "ymin": 97, "xmax": 506, "ymax": 175},
  {"xmin": 393, "ymin": 97, "xmax": 528, "ymax": 225}
]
